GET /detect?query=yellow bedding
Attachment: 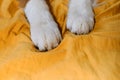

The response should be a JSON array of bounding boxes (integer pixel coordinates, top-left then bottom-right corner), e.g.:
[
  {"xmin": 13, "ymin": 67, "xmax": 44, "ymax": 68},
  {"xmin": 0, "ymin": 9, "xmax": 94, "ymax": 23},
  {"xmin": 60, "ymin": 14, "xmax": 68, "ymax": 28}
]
[{"xmin": 0, "ymin": 0, "xmax": 120, "ymax": 80}]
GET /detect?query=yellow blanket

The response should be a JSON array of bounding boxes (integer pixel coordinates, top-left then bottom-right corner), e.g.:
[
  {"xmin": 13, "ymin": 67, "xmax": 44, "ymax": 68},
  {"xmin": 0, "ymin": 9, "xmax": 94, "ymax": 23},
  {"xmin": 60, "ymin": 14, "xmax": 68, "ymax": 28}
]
[{"xmin": 0, "ymin": 0, "xmax": 120, "ymax": 80}]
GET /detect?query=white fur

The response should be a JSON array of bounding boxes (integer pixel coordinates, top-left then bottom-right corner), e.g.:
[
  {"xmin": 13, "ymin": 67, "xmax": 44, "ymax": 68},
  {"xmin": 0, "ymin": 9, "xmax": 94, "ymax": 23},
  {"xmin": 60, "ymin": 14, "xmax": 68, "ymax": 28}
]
[
  {"xmin": 67, "ymin": 0, "xmax": 95, "ymax": 34},
  {"xmin": 25, "ymin": 0, "xmax": 96, "ymax": 51},
  {"xmin": 25, "ymin": 0, "xmax": 62, "ymax": 51}
]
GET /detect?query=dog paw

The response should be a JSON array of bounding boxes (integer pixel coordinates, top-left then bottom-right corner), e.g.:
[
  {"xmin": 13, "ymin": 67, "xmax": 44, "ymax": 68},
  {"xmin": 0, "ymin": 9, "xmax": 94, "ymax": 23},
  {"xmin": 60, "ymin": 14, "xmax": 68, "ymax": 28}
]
[
  {"xmin": 30, "ymin": 21, "xmax": 62, "ymax": 51},
  {"xmin": 67, "ymin": 8, "xmax": 94, "ymax": 34}
]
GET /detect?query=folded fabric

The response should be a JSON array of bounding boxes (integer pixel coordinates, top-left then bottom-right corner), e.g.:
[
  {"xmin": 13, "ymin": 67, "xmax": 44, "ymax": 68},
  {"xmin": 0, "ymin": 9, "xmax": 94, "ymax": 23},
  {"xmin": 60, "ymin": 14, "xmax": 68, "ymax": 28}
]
[{"xmin": 0, "ymin": 0, "xmax": 120, "ymax": 80}]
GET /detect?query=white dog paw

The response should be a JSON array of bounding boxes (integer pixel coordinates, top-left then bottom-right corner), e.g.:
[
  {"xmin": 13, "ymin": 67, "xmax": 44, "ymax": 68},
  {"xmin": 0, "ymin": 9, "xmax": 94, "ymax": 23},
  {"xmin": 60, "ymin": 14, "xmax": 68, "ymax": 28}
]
[
  {"xmin": 30, "ymin": 21, "xmax": 62, "ymax": 51},
  {"xmin": 67, "ymin": 9, "xmax": 94, "ymax": 35}
]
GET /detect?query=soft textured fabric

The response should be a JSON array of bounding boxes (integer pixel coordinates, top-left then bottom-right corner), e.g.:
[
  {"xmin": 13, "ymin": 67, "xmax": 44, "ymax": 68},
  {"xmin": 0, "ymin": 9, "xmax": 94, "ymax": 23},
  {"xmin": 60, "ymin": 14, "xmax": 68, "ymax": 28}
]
[{"xmin": 0, "ymin": 0, "xmax": 120, "ymax": 80}]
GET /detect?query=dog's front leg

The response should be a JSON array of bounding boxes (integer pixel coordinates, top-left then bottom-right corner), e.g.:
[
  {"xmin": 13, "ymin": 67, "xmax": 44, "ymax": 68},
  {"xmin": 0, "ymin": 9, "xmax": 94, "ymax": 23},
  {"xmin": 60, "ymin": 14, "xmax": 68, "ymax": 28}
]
[{"xmin": 25, "ymin": 0, "xmax": 62, "ymax": 51}]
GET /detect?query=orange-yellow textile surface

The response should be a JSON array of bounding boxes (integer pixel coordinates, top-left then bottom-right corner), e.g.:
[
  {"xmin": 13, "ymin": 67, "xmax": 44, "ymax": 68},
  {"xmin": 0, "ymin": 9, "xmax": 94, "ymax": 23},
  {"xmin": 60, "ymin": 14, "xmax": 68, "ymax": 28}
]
[{"xmin": 0, "ymin": 0, "xmax": 120, "ymax": 80}]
